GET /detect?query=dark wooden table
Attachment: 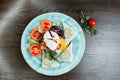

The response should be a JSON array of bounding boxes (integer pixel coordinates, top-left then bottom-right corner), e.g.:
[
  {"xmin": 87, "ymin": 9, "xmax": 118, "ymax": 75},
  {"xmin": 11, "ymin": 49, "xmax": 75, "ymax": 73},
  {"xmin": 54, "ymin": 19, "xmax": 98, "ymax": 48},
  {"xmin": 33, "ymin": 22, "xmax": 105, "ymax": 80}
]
[{"xmin": 0, "ymin": 0, "xmax": 120, "ymax": 80}]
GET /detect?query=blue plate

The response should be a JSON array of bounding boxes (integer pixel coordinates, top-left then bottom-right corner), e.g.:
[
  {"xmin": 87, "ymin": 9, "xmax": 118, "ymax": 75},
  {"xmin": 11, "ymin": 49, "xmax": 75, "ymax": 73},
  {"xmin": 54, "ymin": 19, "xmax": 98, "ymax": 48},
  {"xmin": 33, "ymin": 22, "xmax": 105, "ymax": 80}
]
[{"xmin": 21, "ymin": 12, "xmax": 85, "ymax": 76}]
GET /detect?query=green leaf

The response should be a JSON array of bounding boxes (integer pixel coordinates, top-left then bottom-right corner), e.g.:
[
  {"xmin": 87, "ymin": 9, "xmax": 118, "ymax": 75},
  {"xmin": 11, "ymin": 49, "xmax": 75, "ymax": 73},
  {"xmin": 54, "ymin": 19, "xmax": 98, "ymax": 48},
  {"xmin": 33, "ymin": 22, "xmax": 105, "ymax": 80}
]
[
  {"xmin": 81, "ymin": 11, "xmax": 86, "ymax": 19},
  {"xmin": 89, "ymin": 27, "xmax": 93, "ymax": 36},
  {"xmin": 80, "ymin": 15, "xmax": 83, "ymax": 18},
  {"xmin": 81, "ymin": 18, "xmax": 84, "ymax": 24},
  {"xmin": 80, "ymin": 11, "xmax": 97, "ymax": 36},
  {"xmin": 44, "ymin": 50, "xmax": 58, "ymax": 61},
  {"xmin": 93, "ymin": 29, "xmax": 97, "ymax": 35},
  {"xmin": 86, "ymin": 16, "xmax": 90, "ymax": 20},
  {"xmin": 86, "ymin": 26, "xmax": 91, "ymax": 34},
  {"xmin": 28, "ymin": 38, "xmax": 39, "ymax": 45}
]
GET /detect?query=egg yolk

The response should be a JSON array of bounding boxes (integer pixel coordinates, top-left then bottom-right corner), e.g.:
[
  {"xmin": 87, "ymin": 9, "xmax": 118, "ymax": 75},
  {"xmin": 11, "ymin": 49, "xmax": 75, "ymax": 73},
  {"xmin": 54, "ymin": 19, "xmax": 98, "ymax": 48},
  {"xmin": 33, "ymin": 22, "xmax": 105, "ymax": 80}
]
[{"xmin": 58, "ymin": 38, "xmax": 67, "ymax": 51}]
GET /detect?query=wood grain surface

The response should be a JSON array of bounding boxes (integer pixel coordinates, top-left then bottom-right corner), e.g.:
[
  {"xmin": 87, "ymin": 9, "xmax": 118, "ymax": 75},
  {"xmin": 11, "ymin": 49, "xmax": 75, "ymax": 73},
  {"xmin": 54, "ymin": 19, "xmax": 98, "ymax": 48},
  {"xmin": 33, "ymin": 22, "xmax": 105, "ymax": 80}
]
[{"xmin": 0, "ymin": 0, "xmax": 120, "ymax": 80}]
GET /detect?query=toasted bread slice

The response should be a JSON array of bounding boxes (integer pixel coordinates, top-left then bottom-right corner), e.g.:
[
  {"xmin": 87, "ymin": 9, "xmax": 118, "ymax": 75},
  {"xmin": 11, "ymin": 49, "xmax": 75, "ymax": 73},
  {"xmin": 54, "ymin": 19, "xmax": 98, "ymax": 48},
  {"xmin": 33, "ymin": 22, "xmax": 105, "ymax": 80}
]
[{"xmin": 63, "ymin": 22, "xmax": 77, "ymax": 44}]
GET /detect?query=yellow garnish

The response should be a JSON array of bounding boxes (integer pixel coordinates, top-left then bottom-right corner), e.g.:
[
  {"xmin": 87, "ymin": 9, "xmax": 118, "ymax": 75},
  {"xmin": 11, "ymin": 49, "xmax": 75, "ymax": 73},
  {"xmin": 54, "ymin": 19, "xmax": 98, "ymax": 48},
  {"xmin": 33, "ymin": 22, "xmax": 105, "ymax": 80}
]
[{"xmin": 58, "ymin": 38, "xmax": 67, "ymax": 51}]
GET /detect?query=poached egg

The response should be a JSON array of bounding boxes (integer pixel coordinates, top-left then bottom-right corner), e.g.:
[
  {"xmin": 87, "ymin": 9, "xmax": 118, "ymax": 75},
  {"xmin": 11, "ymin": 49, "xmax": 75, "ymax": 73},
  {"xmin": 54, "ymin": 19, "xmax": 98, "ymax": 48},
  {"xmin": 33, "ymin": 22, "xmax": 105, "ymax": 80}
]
[
  {"xmin": 44, "ymin": 31, "xmax": 59, "ymax": 50},
  {"xmin": 44, "ymin": 31, "xmax": 67, "ymax": 51}
]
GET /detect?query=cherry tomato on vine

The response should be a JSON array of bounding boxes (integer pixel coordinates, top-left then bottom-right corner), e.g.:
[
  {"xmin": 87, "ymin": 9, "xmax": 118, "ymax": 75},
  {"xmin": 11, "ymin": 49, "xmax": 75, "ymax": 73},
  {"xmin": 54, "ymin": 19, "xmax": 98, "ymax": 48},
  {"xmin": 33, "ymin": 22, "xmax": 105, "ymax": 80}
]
[{"xmin": 88, "ymin": 19, "xmax": 96, "ymax": 27}]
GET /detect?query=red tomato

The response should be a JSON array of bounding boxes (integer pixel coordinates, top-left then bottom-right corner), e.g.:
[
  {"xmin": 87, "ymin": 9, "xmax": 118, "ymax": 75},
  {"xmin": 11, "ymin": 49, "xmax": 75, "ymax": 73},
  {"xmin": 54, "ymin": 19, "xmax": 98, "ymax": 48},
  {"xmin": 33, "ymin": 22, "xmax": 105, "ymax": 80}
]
[
  {"xmin": 88, "ymin": 19, "xmax": 96, "ymax": 27},
  {"xmin": 40, "ymin": 20, "xmax": 52, "ymax": 31},
  {"xmin": 30, "ymin": 28, "xmax": 43, "ymax": 41},
  {"xmin": 29, "ymin": 44, "xmax": 42, "ymax": 56}
]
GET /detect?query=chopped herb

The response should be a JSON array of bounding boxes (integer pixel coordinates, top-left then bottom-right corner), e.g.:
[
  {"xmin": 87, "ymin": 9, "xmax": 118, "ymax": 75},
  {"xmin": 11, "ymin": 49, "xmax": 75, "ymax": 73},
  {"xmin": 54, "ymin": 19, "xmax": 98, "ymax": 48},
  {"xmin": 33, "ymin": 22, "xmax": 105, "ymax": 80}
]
[{"xmin": 44, "ymin": 50, "xmax": 58, "ymax": 61}]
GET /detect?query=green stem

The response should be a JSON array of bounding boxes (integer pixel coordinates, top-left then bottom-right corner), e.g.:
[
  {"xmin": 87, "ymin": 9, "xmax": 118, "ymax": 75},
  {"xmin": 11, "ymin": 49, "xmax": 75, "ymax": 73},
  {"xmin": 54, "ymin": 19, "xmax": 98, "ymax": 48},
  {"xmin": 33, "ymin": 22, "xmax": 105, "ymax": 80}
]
[{"xmin": 81, "ymin": 11, "xmax": 86, "ymax": 19}]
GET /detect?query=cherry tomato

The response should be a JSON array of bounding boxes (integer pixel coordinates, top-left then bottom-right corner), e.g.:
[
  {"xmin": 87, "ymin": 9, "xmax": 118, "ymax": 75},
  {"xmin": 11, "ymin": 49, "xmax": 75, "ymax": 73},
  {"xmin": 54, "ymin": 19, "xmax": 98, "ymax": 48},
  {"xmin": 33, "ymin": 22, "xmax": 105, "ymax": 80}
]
[
  {"xmin": 40, "ymin": 20, "xmax": 52, "ymax": 31},
  {"xmin": 29, "ymin": 44, "xmax": 42, "ymax": 56},
  {"xmin": 88, "ymin": 19, "xmax": 96, "ymax": 27},
  {"xmin": 30, "ymin": 28, "xmax": 43, "ymax": 41}
]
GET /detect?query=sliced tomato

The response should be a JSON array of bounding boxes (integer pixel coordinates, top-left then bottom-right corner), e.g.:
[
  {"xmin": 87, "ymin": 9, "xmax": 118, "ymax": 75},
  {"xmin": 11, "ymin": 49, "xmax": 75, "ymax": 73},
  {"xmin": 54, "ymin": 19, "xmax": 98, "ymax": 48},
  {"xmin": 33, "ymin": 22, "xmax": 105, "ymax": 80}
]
[
  {"xmin": 40, "ymin": 20, "xmax": 52, "ymax": 31},
  {"xmin": 30, "ymin": 28, "xmax": 43, "ymax": 41},
  {"xmin": 29, "ymin": 44, "xmax": 42, "ymax": 56}
]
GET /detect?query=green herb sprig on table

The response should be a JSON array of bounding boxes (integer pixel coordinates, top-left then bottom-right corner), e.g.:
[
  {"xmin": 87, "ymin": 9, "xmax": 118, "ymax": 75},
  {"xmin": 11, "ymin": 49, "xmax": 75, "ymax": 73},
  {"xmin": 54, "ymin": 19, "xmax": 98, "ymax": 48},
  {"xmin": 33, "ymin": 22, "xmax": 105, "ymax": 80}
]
[{"xmin": 80, "ymin": 11, "xmax": 97, "ymax": 36}]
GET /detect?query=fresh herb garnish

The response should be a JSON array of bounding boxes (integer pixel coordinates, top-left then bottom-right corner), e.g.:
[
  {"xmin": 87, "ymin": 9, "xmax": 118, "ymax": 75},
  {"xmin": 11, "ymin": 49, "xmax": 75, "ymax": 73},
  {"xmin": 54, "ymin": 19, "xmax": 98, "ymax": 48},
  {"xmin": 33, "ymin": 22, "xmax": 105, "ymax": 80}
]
[
  {"xmin": 44, "ymin": 50, "xmax": 58, "ymax": 61},
  {"xmin": 80, "ymin": 11, "xmax": 97, "ymax": 36}
]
